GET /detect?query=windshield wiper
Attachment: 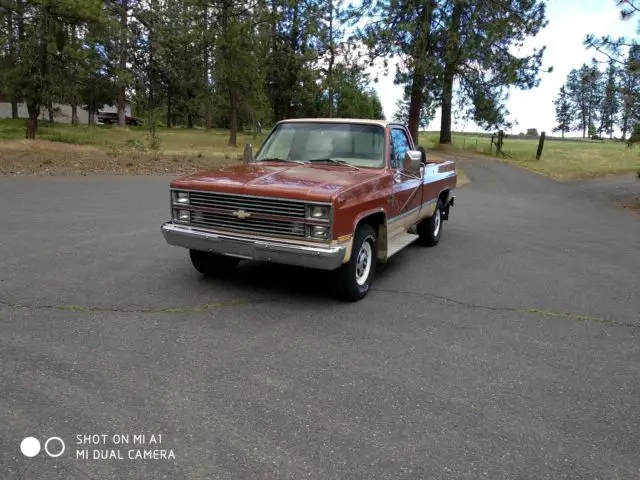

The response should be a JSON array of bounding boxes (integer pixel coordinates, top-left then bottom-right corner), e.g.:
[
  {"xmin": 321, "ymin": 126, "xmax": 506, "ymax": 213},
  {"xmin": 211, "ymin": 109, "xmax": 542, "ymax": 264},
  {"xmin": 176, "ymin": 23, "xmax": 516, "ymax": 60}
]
[
  {"xmin": 256, "ymin": 157, "xmax": 305, "ymax": 164},
  {"xmin": 307, "ymin": 158, "xmax": 360, "ymax": 170}
]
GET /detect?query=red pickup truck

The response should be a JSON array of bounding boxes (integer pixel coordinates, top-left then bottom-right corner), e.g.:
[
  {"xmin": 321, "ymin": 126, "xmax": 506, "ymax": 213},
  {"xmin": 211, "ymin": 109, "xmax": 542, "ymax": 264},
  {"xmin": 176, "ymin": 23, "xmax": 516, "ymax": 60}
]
[{"xmin": 162, "ymin": 118, "xmax": 456, "ymax": 301}]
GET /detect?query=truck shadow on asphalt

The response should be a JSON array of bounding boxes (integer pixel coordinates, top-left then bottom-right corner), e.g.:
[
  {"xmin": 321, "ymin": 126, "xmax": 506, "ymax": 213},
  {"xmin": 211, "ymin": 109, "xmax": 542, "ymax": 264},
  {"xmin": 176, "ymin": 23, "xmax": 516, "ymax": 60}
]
[{"xmin": 194, "ymin": 257, "xmax": 405, "ymax": 303}]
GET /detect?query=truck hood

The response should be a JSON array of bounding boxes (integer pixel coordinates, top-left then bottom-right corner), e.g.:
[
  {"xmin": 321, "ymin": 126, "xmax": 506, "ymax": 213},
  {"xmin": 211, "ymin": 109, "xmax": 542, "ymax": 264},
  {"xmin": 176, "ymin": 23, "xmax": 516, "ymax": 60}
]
[{"xmin": 171, "ymin": 161, "xmax": 382, "ymax": 201}]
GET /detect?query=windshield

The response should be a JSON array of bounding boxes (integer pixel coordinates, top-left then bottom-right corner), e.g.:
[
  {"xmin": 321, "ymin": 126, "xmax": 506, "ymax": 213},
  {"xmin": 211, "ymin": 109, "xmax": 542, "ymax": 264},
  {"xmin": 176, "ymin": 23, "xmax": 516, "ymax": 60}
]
[{"xmin": 254, "ymin": 122, "xmax": 386, "ymax": 168}]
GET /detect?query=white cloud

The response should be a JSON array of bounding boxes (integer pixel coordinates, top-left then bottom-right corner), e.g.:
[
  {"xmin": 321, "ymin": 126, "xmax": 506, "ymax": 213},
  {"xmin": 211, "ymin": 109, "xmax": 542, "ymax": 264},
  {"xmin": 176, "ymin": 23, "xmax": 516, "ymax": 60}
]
[{"xmin": 367, "ymin": 0, "xmax": 637, "ymax": 136}]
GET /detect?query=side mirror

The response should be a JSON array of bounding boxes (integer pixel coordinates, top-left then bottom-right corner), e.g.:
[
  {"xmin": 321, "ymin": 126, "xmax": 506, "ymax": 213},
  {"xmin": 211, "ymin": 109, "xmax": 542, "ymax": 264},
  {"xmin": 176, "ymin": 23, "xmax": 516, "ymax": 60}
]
[
  {"xmin": 403, "ymin": 150, "xmax": 422, "ymax": 175},
  {"xmin": 243, "ymin": 143, "xmax": 253, "ymax": 162}
]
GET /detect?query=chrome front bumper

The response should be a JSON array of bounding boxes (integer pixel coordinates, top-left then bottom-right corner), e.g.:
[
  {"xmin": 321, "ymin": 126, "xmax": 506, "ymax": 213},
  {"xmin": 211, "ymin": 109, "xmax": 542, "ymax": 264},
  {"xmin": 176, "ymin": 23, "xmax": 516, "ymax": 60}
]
[{"xmin": 161, "ymin": 223, "xmax": 346, "ymax": 270}]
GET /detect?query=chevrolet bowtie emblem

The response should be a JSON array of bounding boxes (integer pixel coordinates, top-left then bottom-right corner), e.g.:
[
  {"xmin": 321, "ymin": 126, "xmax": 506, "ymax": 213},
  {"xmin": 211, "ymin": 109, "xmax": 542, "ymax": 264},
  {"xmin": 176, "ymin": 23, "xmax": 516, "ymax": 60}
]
[{"xmin": 232, "ymin": 209, "xmax": 251, "ymax": 219}]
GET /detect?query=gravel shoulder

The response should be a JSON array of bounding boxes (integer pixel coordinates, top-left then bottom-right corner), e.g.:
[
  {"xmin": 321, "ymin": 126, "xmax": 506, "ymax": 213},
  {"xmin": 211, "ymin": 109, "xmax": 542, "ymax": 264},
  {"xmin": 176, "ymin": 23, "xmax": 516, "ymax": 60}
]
[{"xmin": 571, "ymin": 172, "xmax": 640, "ymax": 214}]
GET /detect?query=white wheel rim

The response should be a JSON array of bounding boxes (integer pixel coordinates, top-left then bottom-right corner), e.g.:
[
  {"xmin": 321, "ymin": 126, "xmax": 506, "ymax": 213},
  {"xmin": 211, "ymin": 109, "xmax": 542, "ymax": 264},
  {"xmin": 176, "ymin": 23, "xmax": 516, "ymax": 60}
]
[
  {"xmin": 433, "ymin": 209, "xmax": 441, "ymax": 237},
  {"xmin": 355, "ymin": 240, "xmax": 373, "ymax": 286}
]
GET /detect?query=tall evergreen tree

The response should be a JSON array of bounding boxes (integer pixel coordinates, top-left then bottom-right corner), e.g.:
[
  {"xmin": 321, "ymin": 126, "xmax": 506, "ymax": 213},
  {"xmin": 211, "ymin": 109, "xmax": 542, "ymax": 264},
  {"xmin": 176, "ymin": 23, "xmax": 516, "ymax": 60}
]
[
  {"xmin": 552, "ymin": 84, "xmax": 572, "ymax": 138},
  {"xmin": 0, "ymin": 0, "xmax": 107, "ymax": 138},
  {"xmin": 354, "ymin": 0, "xmax": 440, "ymax": 143},
  {"xmin": 619, "ymin": 45, "xmax": 640, "ymax": 139},
  {"xmin": 599, "ymin": 61, "xmax": 620, "ymax": 138},
  {"xmin": 437, "ymin": 0, "xmax": 549, "ymax": 144},
  {"xmin": 566, "ymin": 63, "xmax": 602, "ymax": 138}
]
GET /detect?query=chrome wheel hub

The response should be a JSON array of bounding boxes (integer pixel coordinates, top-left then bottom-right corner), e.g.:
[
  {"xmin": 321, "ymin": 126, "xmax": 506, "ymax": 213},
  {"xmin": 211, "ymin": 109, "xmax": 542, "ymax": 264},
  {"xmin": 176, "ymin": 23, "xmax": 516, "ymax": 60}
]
[
  {"xmin": 355, "ymin": 240, "xmax": 373, "ymax": 286},
  {"xmin": 433, "ymin": 209, "xmax": 441, "ymax": 236}
]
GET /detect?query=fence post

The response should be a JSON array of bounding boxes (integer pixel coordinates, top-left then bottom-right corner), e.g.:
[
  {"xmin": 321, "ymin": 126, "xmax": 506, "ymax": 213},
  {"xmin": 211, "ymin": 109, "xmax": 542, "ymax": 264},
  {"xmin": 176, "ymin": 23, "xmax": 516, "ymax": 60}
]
[
  {"xmin": 536, "ymin": 131, "xmax": 546, "ymax": 160},
  {"xmin": 497, "ymin": 130, "xmax": 504, "ymax": 155}
]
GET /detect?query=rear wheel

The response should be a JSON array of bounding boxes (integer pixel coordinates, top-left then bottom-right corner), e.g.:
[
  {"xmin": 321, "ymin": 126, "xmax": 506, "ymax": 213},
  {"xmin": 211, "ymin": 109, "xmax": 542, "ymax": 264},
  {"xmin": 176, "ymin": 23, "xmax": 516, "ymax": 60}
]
[
  {"xmin": 332, "ymin": 224, "xmax": 377, "ymax": 301},
  {"xmin": 416, "ymin": 198, "xmax": 443, "ymax": 247},
  {"xmin": 189, "ymin": 249, "xmax": 239, "ymax": 276}
]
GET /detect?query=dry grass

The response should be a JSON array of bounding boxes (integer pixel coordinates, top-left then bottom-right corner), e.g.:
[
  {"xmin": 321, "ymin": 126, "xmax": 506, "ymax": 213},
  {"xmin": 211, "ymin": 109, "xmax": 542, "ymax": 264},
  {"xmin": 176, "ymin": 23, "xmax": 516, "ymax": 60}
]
[
  {"xmin": 456, "ymin": 168, "xmax": 470, "ymax": 186},
  {"xmin": 0, "ymin": 139, "xmax": 241, "ymax": 176},
  {"xmin": 0, "ymin": 120, "xmax": 265, "ymax": 176}
]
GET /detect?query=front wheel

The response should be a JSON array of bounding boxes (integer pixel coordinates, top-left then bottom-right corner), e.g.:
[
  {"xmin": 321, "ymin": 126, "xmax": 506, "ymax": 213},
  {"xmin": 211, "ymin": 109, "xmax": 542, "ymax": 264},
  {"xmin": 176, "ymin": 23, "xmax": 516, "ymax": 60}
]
[
  {"xmin": 189, "ymin": 249, "xmax": 240, "ymax": 276},
  {"xmin": 416, "ymin": 198, "xmax": 443, "ymax": 247},
  {"xmin": 332, "ymin": 224, "xmax": 377, "ymax": 302}
]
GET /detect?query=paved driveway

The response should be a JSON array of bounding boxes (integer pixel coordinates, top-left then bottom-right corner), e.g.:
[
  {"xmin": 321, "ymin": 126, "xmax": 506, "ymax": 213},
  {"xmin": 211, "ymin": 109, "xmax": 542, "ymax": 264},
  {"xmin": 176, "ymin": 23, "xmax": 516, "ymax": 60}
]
[{"xmin": 1, "ymin": 158, "xmax": 639, "ymax": 479}]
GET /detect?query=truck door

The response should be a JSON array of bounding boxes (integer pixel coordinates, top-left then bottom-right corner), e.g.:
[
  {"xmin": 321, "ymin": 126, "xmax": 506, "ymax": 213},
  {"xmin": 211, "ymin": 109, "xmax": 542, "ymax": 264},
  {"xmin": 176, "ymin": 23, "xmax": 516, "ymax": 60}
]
[{"xmin": 387, "ymin": 126, "xmax": 423, "ymax": 237}]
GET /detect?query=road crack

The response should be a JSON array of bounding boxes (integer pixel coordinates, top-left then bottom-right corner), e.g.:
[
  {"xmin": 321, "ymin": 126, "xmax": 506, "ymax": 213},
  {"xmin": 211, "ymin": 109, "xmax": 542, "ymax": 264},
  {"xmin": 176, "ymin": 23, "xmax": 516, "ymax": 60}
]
[
  {"xmin": 372, "ymin": 288, "xmax": 638, "ymax": 328},
  {"xmin": 0, "ymin": 297, "xmax": 281, "ymax": 314}
]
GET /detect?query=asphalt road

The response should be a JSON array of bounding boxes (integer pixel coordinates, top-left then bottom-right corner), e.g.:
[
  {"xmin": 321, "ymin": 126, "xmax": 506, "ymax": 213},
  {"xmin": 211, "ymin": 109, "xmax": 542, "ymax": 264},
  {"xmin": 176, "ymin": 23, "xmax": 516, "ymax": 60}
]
[{"xmin": 1, "ymin": 158, "xmax": 639, "ymax": 480}]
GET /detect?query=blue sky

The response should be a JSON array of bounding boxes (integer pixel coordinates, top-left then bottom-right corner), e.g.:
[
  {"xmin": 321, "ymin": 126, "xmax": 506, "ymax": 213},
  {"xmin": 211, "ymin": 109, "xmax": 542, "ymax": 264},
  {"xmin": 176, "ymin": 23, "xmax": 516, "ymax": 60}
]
[{"xmin": 368, "ymin": 0, "xmax": 637, "ymax": 136}]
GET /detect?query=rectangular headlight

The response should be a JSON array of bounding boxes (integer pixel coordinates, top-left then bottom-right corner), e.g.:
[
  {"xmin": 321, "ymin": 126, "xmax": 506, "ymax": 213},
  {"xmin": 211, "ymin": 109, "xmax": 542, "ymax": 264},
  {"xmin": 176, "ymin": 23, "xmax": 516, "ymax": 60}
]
[
  {"xmin": 307, "ymin": 205, "xmax": 329, "ymax": 220},
  {"xmin": 308, "ymin": 225, "xmax": 329, "ymax": 239},
  {"xmin": 173, "ymin": 209, "xmax": 190, "ymax": 223},
  {"xmin": 172, "ymin": 191, "xmax": 189, "ymax": 205}
]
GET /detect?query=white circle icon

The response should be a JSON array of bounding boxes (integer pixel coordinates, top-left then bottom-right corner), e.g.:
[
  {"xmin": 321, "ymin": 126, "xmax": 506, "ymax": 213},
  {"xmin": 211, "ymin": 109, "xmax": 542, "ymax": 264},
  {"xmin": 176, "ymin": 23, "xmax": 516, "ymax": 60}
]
[
  {"xmin": 20, "ymin": 437, "xmax": 41, "ymax": 457},
  {"xmin": 44, "ymin": 437, "xmax": 65, "ymax": 458}
]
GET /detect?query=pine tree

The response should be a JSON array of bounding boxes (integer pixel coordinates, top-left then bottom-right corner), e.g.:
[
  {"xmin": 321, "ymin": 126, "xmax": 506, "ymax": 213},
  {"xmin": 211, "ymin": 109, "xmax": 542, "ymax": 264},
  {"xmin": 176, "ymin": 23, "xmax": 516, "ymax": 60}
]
[
  {"xmin": 566, "ymin": 63, "xmax": 602, "ymax": 138},
  {"xmin": 437, "ymin": 0, "xmax": 549, "ymax": 144},
  {"xmin": 619, "ymin": 45, "xmax": 640, "ymax": 140},
  {"xmin": 0, "ymin": 0, "xmax": 107, "ymax": 138},
  {"xmin": 552, "ymin": 84, "xmax": 572, "ymax": 138},
  {"xmin": 599, "ymin": 61, "xmax": 620, "ymax": 139}
]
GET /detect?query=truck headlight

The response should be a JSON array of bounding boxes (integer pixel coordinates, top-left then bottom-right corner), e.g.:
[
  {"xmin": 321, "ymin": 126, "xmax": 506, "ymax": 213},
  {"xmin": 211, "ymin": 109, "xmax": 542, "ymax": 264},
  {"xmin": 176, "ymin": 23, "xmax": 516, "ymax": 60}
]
[
  {"xmin": 309, "ymin": 225, "xmax": 329, "ymax": 239},
  {"xmin": 307, "ymin": 205, "xmax": 329, "ymax": 220},
  {"xmin": 172, "ymin": 191, "xmax": 189, "ymax": 205},
  {"xmin": 173, "ymin": 209, "xmax": 190, "ymax": 223}
]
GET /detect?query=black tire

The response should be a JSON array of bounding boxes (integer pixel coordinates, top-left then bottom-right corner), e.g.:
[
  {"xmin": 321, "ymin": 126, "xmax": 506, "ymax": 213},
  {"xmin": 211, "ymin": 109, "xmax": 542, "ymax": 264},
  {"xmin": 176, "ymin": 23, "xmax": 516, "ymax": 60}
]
[
  {"xmin": 189, "ymin": 249, "xmax": 239, "ymax": 276},
  {"xmin": 332, "ymin": 224, "xmax": 377, "ymax": 302},
  {"xmin": 416, "ymin": 198, "xmax": 443, "ymax": 247}
]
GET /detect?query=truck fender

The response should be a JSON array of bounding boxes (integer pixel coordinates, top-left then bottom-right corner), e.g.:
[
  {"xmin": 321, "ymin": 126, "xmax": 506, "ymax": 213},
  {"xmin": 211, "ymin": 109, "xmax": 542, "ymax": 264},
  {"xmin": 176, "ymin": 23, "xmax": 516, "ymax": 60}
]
[{"xmin": 348, "ymin": 208, "xmax": 387, "ymax": 262}]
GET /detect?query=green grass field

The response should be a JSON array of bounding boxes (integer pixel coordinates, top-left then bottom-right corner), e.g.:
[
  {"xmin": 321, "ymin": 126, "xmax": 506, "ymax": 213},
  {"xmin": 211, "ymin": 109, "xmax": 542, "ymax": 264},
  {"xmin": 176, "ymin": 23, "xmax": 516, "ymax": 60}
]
[{"xmin": 418, "ymin": 131, "xmax": 639, "ymax": 181}]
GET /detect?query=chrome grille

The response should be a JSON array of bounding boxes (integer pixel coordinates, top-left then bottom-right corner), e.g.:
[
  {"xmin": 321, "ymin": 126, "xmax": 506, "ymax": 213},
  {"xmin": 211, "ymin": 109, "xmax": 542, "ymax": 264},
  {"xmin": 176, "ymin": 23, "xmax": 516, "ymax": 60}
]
[
  {"xmin": 189, "ymin": 191, "xmax": 306, "ymax": 218},
  {"xmin": 190, "ymin": 211, "xmax": 306, "ymax": 238}
]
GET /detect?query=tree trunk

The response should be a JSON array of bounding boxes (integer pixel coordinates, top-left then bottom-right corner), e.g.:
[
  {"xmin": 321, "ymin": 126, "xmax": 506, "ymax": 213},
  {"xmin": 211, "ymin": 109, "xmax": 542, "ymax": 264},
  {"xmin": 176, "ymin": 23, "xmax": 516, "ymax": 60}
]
[
  {"xmin": 439, "ymin": 69, "xmax": 455, "ymax": 144},
  {"xmin": 48, "ymin": 105, "xmax": 54, "ymax": 124},
  {"xmin": 26, "ymin": 102, "xmax": 40, "ymax": 139},
  {"xmin": 187, "ymin": 114, "xmax": 193, "ymax": 129},
  {"xmin": 439, "ymin": 0, "xmax": 463, "ymax": 145},
  {"xmin": 407, "ymin": 75, "xmax": 425, "ymax": 145},
  {"xmin": 11, "ymin": 98, "xmax": 19, "ymax": 119},
  {"xmin": 88, "ymin": 95, "xmax": 96, "ymax": 125},
  {"xmin": 7, "ymin": 8, "xmax": 20, "ymax": 120},
  {"xmin": 166, "ymin": 89, "xmax": 172, "ymax": 128},
  {"xmin": 70, "ymin": 25, "xmax": 79, "ymax": 126},
  {"xmin": 228, "ymin": 90, "xmax": 238, "ymax": 147},
  {"xmin": 407, "ymin": 1, "xmax": 435, "ymax": 144},
  {"xmin": 13, "ymin": 0, "xmax": 24, "ymax": 120},
  {"xmin": 148, "ymin": 0, "xmax": 157, "ymax": 144},
  {"xmin": 25, "ymin": 3, "xmax": 48, "ymax": 139},
  {"xmin": 203, "ymin": 7, "xmax": 212, "ymax": 130},
  {"xmin": 71, "ymin": 104, "xmax": 79, "ymax": 126},
  {"xmin": 327, "ymin": 0, "xmax": 335, "ymax": 118},
  {"xmin": 117, "ymin": 0, "xmax": 128, "ymax": 127}
]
